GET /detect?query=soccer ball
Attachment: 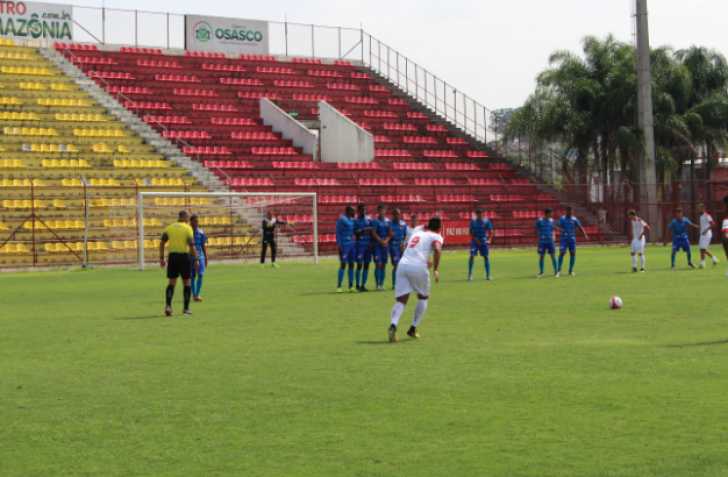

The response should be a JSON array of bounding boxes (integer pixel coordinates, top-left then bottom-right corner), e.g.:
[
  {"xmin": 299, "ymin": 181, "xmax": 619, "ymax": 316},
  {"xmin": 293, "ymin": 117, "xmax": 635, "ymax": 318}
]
[{"xmin": 609, "ymin": 297, "xmax": 623, "ymax": 309}]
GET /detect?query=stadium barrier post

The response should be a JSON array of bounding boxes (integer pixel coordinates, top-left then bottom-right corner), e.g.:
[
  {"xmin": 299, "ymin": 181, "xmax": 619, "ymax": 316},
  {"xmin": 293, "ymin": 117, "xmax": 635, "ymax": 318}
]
[
  {"xmin": 313, "ymin": 193, "xmax": 319, "ymax": 265},
  {"xmin": 83, "ymin": 192, "xmax": 90, "ymax": 268},
  {"xmin": 137, "ymin": 191, "xmax": 145, "ymax": 271}
]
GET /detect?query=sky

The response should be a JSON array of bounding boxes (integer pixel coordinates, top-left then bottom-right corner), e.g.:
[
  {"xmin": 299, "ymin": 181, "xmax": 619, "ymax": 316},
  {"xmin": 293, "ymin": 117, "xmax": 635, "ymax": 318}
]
[{"xmin": 46, "ymin": 0, "xmax": 728, "ymax": 110}]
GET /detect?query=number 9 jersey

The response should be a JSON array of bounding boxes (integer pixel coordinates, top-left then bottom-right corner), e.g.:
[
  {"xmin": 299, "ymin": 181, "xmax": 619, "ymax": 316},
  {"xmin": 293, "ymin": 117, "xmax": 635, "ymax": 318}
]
[{"xmin": 399, "ymin": 230, "xmax": 444, "ymax": 270}]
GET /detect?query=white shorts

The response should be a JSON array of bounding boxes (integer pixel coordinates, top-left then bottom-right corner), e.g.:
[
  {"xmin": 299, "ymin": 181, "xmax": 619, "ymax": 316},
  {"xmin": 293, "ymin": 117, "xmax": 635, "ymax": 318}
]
[
  {"xmin": 699, "ymin": 234, "xmax": 713, "ymax": 250},
  {"xmin": 394, "ymin": 264, "xmax": 431, "ymax": 298},
  {"xmin": 631, "ymin": 238, "xmax": 645, "ymax": 254}
]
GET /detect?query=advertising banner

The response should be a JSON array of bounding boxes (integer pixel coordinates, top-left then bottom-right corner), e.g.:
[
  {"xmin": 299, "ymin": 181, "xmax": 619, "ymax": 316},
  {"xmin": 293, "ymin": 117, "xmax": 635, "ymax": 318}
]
[
  {"xmin": 0, "ymin": 2, "xmax": 73, "ymax": 42},
  {"xmin": 442, "ymin": 221, "xmax": 471, "ymax": 244},
  {"xmin": 185, "ymin": 14, "xmax": 269, "ymax": 55}
]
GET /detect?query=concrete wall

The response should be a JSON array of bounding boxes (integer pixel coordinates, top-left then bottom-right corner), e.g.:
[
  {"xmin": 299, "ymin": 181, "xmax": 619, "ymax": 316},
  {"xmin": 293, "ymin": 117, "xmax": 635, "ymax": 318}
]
[
  {"xmin": 318, "ymin": 100, "xmax": 374, "ymax": 163},
  {"xmin": 260, "ymin": 98, "xmax": 318, "ymax": 161}
]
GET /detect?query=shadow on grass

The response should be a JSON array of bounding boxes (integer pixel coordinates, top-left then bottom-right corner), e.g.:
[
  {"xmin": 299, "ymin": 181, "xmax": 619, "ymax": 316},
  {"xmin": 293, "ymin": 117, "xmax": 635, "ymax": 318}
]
[
  {"xmin": 356, "ymin": 340, "xmax": 415, "ymax": 345},
  {"xmin": 665, "ymin": 338, "xmax": 728, "ymax": 348},
  {"xmin": 115, "ymin": 315, "xmax": 169, "ymax": 320}
]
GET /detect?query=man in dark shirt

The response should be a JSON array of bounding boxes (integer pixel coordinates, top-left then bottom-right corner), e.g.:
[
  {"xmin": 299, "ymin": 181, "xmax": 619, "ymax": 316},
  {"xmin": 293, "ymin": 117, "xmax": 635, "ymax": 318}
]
[{"xmin": 261, "ymin": 210, "xmax": 292, "ymax": 268}]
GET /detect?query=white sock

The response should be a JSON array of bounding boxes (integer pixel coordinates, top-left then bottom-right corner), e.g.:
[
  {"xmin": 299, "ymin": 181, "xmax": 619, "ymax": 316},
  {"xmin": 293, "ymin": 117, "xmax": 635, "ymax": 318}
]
[
  {"xmin": 641, "ymin": 255, "xmax": 646, "ymax": 269},
  {"xmin": 391, "ymin": 302, "xmax": 406, "ymax": 327},
  {"xmin": 412, "ymin": 299, "xmax": 428, "ymax": 328},
  {"xmin": 632, "ymin": 256, "xmax": 637, "ymax": 268},
  {"xmin": 701, "ymin": 260, "xmax": 706, "ymax": 266},
  {"xmin": 713, "ymin": 256, "xmax": 718, "ymax": 263}
]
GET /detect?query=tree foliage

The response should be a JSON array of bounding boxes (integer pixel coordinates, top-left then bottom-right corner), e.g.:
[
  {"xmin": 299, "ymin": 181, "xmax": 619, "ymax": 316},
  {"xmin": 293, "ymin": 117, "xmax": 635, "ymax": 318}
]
[{"xmin": 503, "ymin": 35, "xmax": 728, "ymax": 184}]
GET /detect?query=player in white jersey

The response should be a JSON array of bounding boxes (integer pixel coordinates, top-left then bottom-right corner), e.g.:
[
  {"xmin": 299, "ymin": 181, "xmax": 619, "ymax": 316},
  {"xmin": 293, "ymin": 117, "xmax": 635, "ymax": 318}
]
[
  {"xmin": 406, "ymin": 213, "xmax": 424, "ymax": 245},
  {"xmin": 388, "ymin": 217, "xmax": 443, "ymax": 343},
  {"xmin": 628, "ymin": 210, "xmax": 649, "ymax": 273},
  {"xmin": 697, "ymin": 203, "xmax": 719, "ymax": 268},
  {"xmin": 722, "ymin": 195, "xmax": 728, "ymax": 277}
]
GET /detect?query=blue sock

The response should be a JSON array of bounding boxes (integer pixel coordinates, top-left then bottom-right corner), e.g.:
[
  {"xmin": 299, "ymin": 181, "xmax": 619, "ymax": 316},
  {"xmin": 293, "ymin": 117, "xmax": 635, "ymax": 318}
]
[
  {"xmin": 392, "ymin": 269, "xmax": 396, "ymax": 288},
  {"xmin": 485, "ymin": 260, "xmax": 491, "ymax": 277},
  {"xmin": 195, "ymin": 275, "xmax": 204, "ymax": 296},
  {"xmin": 540, "ymin": 259, "xmax": 544, "ymax": 274},
  {"xmin": 348, "ymin": 268, "xmax": 354, "ymax": 287},
  {"xmin": 552, "ymin": 257, "xmax": 558, "ymax": 273},
  {"xmin": 558, "ymin": 255, "xmax": 564, "ymax": 271},
  {"xmin": 378, "ymin": 268, "xmax": 383, "ymax": 285},
  {"xmin": 338, "ymin": 269, "xmax": 345, "ymax": 287},
  {"xmin": 468, "ymin": 258, "xmax": 474, "ymax": 276},
  {"xmin": 362, "ymin": 270, "xmax": 369, "ymax": 287},
  {"xmin": 687, "ymin": 253, "xmax": 692, "ymax": 265},
  {"xmin": 569, "ymin": 256, "xmax": 575, "ymax": 272},
  {"xmin": 671, "ymin": 253, "xmax": 676, "ymax": 267},
  {"xmin": 355, "ymin": 270, "xmax": 361, "ymax": 287}
]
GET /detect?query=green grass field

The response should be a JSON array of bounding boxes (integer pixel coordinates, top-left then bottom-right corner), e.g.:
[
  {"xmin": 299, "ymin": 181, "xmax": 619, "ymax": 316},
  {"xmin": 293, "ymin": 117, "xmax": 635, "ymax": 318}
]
[{"xmin": 2, "ymin": 246, "xmax": 728, "ymax": 476}]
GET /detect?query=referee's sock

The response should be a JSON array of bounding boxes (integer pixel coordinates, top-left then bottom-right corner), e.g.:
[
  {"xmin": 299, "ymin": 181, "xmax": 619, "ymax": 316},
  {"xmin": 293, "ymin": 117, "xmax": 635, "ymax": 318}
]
[
  {"xmin": 183, "ymin": 285, "xmax": 192, "ymax": 310},
  {"xmin": 165, "ymin": 285, "xmax": 174, "ymax": 306}
]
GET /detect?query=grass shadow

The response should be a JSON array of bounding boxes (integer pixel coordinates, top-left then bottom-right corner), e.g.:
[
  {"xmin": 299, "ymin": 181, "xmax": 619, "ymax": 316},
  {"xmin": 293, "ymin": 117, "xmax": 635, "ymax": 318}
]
[
  {"xmin": 114, "ymin": 315, "xmax": 169, "ymax": 321},
  {"xmin": 356, "ymin": 340, "xmax": 415, "ymax": 345},
  {"xmin": 664, "ymin": 338, "xmax": 728, "ymax": 348}
]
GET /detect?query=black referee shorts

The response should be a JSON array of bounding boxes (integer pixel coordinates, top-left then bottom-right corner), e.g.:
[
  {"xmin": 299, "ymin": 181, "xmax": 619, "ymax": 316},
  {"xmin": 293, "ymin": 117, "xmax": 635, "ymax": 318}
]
[{"xmin": 167, "ymin": 253, "xmax": 191, "ymax": 280}]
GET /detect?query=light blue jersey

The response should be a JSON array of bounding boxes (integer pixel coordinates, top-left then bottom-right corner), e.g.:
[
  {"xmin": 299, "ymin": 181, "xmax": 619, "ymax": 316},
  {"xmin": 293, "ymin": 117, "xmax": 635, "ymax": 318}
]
[
  {"xmin": 470, "ymin": 218, "xmax": 493, "ymax": 241},
  {"xmin": 372, "ymin": 217, "xmax": 392, "ymax": 244},
  {"xmin": 336, "ymin": 215, "xmax": 355, "ymax": 247},
  {"xmin": 390, "ymin": 220, "xmax": 407, "ymax": 248},
  {"xmin": 557, "ymin": 215, "xmax": 581, "ymax": 243},
  {"xmin": 669, "ymin": 217, "xmax": 691, "ymax": 242},
  {"xmin": 535, "ymin": 217, "xmax": 556, "ymax": 243},
  {"xmin": 353, "ymin": 216, "xmax": 373, "ymax": 245},
  {"xmin": 193, "ymin": 228, "xmax": 207, "ymax": 255}
]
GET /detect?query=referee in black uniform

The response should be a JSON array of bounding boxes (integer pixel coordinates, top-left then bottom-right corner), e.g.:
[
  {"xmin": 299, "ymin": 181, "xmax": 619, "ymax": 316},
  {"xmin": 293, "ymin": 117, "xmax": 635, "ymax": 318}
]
[{"xmin": 260, "ymin": 210, "xmax": 293, "ymax": 268}]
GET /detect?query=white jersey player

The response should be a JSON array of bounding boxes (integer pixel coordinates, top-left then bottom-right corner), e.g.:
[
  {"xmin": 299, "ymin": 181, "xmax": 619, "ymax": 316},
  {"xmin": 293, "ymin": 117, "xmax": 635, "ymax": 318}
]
[
  {"xmin": 628, "ymin": 210, "xmax": 649, "ymax": 273},
  {"xmin": 388, "ymin": 217, "xmax": 443, "ymax": 343},
  {"xmin": 722, "ymin": 196, "xmax": 728, "ymax": 277},
  {"xmin": 405, "ymin": 213, "xmax": 424, "ymax": 245},
  {"xmin": 698, "ymin": 203, "xmax": 719, "ymax": 268}
]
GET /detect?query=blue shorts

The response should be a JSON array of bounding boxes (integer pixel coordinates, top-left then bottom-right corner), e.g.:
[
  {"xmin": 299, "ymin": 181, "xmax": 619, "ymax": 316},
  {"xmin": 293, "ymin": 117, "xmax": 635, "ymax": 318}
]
[
  {"xmin": 389, "ymin": 246, "xmax": 402, "ymax": 266},
  {"xmin": 339, "ymin": 243, "xmax": 356, "ymax": 263},
  {"xmin": 355, "ymin": 243, "xmax": 372, "ymax": 264},
  {"xmin": 373, "ymin": 245, "xmax": 389, "ymax": 265},
  {"xmin": 191, "ymin": 255, "xmax": 205, "ymax": 278},
  {"xmin": 538, "ymin": 242, "xmax": 556, "ymax": 256},
  {"xmin": 470, "ymin": 240, "xmax": 489, "ymax": 257},
  {"xmin": 559, "ymin": 242, "xmax": 577, "ymax": 253},
  {"xmin": 672, "ymin": 239, "xmax": 691, "ymax": 253}
]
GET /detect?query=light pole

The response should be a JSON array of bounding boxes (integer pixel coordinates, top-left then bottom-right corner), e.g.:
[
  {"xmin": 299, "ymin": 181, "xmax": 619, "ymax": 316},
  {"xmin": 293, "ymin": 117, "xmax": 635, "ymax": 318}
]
[{"xmin": 635, "ymin": 0, "xmax": 658, "ymax": 234}]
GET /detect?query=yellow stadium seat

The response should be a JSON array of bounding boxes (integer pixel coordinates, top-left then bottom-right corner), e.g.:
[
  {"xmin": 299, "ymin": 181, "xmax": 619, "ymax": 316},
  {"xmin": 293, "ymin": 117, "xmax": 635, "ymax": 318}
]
[
  {"xmin": 112, "ymin": 241, "xmax": 124, "ymax": 250},
  {"xmin": 40, "ymin": 144, "xmax": 50, "ymax": 153},
  {"xmin": 15, "ymin": 243, "xmax": 29, "ymax": 253},
  {"xmin": 61, "ymin": 178, "xmax": 72, "ymax": 186},
  {"xmin": 65, "ymin": 220, "xmax": 76, "ymax": 229},
  {"xmin": 66, "ymin": 144, "xmax": 78, "ymax": 153},
  {"xmin": 13, "ymin": 160, "xmax": 22, "ymax": 168},
  {"xmin": 113, "ymin": 159, "xmax": 123, "ymax": 168},
  {"xmin": 108, "ymin": 179, "xmax": 120, "ymax": 186},
  {"xmin": 89, "ymin": 179, "xmax": 100, "ymax": 186},
  {"xmin": 30, "ymin": 144, "xmax": 41, "ymax": 152},
  {"xmin": 70, "ymin": 160, "xmax": 79, "ymax": 167},
  {"xmin": 34, "ymin": 200, "xmax": 45, "ymax": 208},
  {"xmin": 22, "ymin": 200, "xmax": 32, "ymax": 208},
  {"xmin": 70, "ymin": 114, "xmax": 79, "ymax": 121},
  {"xmin": 0, "ymin": 221, "xmax": 7, "ymax": 230},
  {"xmin": 43, "ymin": 243, "xmax": 56, "ymax": 253},
  {"xmin": 22, "ymin": 179, "xmax": 31, "ymax": 187},
  {"xmin": 97, "ymin": 242, "xmax": 109, "ymax": 251},
  {"xmin": 79, "ymin": 160, "xmax": 89, "ymax": 168},
  {"xmin": 118, "ymin": 145, "xmax": 130, "ymax": 154},
  {"xmin": 73, "ymin": 129, "xmax": 82, "ymax": 136},
  {"xmin": 156, "ymin": 161, "xmax": 167, "ymax": 168},
  {"xmin": 115, "ymin": 130, "xmax": 125, "ymax": 137},
  {"xmin": 78, "ymin": 99, "xmax": 87, "ymax": 106},
  {"xmin": 60, "ymin": 159, "xmax": 71, "ymax": 167},
  {"xmin": 3, "ymin": 127, "xmax": 11, "ymax": 135},
  {"xmin": 50, "ymin": 145, "xmax": 60, "ymax": 153},
  {"xmin": 48, "ymin": 128, "xmax": 58, "ymax": 136},
  {"xmin": 51, "ymin": 159, "xmax": 61, "ymax": 167},
  {"xmin": 11, "ymin": 112, "xmax": 20, "ymax": 120},
  {"xmin": 2, "ymin": 200, "xmax": 13, "ymax": 208},
  {"xmin": 32, "ymin": 179, "xmax": 44, "ymax": 187},
  {"xmin": 21, "ymin": 127, "xmax": 30, "ymax": 135},
  {"xmin": 122, "ymin": 160, "xmax": 131, "ymax": 168},
  {"xmin": 72, "ymin": 178, "xmax": 82, "ymax": 186},
  {"xmin": 94, "ymin": 114, "xmax": 105, "ymax": 122},
  {"xmin": 4, "ymin": 244, "xmax": 17, "ymax": 253},
  {"xmin": 53, "ymin": 199, "xmax": 65, "ymax": 208}
]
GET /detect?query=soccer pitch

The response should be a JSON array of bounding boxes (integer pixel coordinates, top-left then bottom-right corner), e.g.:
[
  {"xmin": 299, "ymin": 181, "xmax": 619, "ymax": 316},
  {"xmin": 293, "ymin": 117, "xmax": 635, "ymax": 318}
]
[{"xmin": 2, "ymin": 246, "xmax": 728, "ymax": 477}]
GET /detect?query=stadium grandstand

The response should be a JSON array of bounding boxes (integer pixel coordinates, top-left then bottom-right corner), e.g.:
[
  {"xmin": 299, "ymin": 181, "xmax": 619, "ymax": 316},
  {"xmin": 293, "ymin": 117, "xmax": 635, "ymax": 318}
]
[{"xmin": 0, "ymin": 8, "xmax": 611, "ymax": 269}]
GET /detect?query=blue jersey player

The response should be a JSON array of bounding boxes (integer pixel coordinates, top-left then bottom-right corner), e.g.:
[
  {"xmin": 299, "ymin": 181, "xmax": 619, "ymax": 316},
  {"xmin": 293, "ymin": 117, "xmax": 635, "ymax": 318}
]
[
  {"xmin": 389, "ymin": 208, "xmax": 408, "ymax": 289},
  {"xmin": 189, "ymin": 215, "xmax": 208, "ymax": 302},
  {"xmin": 665, "ymin": 207, "xmax": 699, "ymax": 269},
  {"xmin": 469, "ymin": 208, "xmax": 494, "ymax": 281},
  {"xmin": 535, "ymin": 208, "xmax": 558, "ymax": 278},
  {"xmin": 556, "ymin": 206, "xmax": 588, "ymax": 277},
  {"xmin": 336, "ymin": 205, "xmax": 358, "ymax": 293},
  {"xmin": 371, "ymin": 205, "xmax": 394, "ymax": 291},
  {"xmin": 353, "ymin": 204, "xmax": 373, "ymax": 292}
]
